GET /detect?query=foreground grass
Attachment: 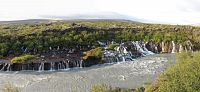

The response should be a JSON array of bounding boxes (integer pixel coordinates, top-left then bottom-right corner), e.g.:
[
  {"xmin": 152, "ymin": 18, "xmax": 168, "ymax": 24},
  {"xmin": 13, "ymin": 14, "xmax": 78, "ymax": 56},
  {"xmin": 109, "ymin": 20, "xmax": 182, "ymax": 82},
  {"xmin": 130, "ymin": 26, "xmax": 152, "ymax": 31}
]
[
  {"xmin": 2, "ymin": 83, "xmax": 20, "ymax": 92},
  {"xmin": 146, "ymin": 52, "xmax": 200, "ymax": 92},
  {"xmin": 91, "ymin": 84, "xmax": 145, "ymax": 92}
]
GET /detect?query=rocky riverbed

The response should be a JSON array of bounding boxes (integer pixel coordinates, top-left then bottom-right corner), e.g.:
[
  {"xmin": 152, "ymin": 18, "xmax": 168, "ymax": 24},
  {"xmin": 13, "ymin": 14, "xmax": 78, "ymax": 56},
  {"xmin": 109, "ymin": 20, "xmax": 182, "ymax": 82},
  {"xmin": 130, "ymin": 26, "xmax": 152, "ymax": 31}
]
[{"xmin": 0, "ymin": 54, "xmax": 175, "ymax": 92}]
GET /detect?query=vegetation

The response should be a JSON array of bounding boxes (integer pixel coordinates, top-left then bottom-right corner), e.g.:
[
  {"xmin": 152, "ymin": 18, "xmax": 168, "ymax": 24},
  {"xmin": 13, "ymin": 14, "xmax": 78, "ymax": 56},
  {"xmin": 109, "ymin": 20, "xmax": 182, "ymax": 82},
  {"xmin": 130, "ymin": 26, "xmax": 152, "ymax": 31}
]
[
  {"xmin": 91, "ymin": 84, "xmax": 112, "ymax": 92},
  {"xmin": 0, "ymin": 20, "xmax": 200, "ymax": 58},
  {"xmin": 108, "ymin": 44, "xmax": 119, "ymax": 50},
  {"xmin": 83, "ymin": 47, "xmax": 103, "ymax": 64},
  {"xmin": 146, "ymin": 52, "xmax": 200, "ymax": 92},
  {"xmin": 2, "ymin": 83, "xmax": 21, "ymax": 92},
  {"xmin": 91, "ymin": 84, "xmax": 145, "ymax": 92},
  {"xmin": 11, "ymin": 54, "xmax": 36, "ymax": 63}
]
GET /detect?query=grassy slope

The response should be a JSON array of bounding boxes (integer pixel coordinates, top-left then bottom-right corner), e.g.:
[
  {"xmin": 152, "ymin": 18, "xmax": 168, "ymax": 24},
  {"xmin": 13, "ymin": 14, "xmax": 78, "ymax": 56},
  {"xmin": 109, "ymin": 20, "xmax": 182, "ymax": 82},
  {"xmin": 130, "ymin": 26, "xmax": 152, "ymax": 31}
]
[{"xmin": 146, "ymin": 52, "xmax": 200, "ymax": 92}]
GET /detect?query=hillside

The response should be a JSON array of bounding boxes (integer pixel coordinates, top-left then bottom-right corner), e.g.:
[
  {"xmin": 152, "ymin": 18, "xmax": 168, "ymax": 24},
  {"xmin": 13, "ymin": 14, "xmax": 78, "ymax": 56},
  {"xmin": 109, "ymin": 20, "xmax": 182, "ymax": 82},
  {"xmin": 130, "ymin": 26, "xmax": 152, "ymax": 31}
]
[
  {"xmin": 0, "ymin": 19, "xmax": 199, "ymax": 70},
  {"xmin": 0, "ymin": 19, "xmax": 200, "ymax": 57}
]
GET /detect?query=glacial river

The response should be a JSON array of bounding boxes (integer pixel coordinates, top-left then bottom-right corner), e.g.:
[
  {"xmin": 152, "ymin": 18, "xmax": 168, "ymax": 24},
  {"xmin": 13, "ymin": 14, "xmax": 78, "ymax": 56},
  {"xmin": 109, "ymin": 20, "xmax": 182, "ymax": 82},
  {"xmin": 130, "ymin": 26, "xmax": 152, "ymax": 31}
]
[{"xmin": 0, "ymin": 54, "xmax": 176, "ymax": 92}]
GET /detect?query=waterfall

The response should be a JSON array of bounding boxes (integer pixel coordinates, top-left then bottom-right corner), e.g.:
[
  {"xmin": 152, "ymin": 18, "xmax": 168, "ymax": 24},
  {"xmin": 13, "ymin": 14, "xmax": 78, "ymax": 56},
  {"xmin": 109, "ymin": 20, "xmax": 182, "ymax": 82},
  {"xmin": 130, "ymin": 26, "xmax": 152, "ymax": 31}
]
[
  {"xmin": 49, "ymin": 46, "xmax": 52, "ymax": 50},
  {"xmin": 6, "ymin": 64, "xmax": 11, "ymax": 71},
  {"xmin": 143, "ymin": 42, "xmax": 154, "ymax": 55},
  {"xmin": 179, "ymin": 44, "xmax": 183, "ymax": 53},
  {"xmin": 132, "ymin": 41, "xmax": 153, "ymax": 56},
  {"xmin": 79, "ymin": 60, "xmax": 83, "ymax": 68},
  {"xmin": 38, "ymin": 62, "xmax": 44, "ymax": 71},
  {"xmin": 116, "ymin": 47, "xmax": 120, "ymax": 52},
  {"xmin": 58, "ymin": 62, "xmax": 62, "ymax": 70},
  {"xmin": 24, "ymin": 48, "xmax": 27, "ymax": 52},
  {"xmin": 57, "ymin": 46, "xmax": 60, "ymax": 50},
  {"xmin": 1, "ymin": 63, "xmax": 7, "ymax": 71},
  {"xmin": 122, "ymin": 56, "xmax": 126, "ymax": 62},
  {"xmin": 132, "ymin": 41, "xmax": 145, "ymax": 56},
  {"xmin": 189, "ymin": 46, "xmax": 193, "ymax": 53},
  {"xmin": 97, "ymin": 41, "xmax": 106, "ymax": 46},
  {"xmin": 154, "ymin": 45, "xmax": 158, "ymax": 53},
  {"xmin": 123, "ymin": 47, "xmax": 128, "ymax": 54},
  {"xmin": 188, "ymin": 41, "xmax": 193, "ymax": 52},
  {"xmin": 161, "ymin": 42, "xmax": 165, "ymax": 53},
  {"xmin": 65, "ymin": 61, "xmax": 69, "ymax": 69},
  {"xmin": 185, "ymin": 46, "xmax": 188, "ymax": 52},
  {"xmin": 50, "ymin": 62, "xmax": 55, "ymax": 71},
  {"xmin": 171, "ymin": 41, "xmax": 176, "ymax": 53}
]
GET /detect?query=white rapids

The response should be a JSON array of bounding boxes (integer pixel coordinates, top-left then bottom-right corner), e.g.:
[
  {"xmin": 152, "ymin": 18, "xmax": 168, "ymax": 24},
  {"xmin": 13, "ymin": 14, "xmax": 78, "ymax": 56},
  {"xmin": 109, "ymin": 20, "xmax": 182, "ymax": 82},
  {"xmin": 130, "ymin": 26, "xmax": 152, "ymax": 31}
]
[{"xmin": 0, "ymin": 54, "xmax": 175, "ymax": 92}]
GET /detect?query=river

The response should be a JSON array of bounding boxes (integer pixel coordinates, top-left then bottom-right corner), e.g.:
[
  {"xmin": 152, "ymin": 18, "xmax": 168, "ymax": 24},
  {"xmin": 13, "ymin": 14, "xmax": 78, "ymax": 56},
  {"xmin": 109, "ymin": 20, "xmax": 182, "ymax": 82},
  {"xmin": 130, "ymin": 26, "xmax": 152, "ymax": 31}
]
[{"xmin": 0, "ymin": 54, "xmax": 176, "ymax": 92}]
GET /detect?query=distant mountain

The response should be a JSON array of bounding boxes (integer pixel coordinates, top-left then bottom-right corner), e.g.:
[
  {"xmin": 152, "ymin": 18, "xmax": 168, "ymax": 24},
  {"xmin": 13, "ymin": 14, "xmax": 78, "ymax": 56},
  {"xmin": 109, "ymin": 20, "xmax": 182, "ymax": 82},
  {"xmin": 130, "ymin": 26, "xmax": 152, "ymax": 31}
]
[
  {"xmin": 0, "ymin": 19, "xmax": 49, "ymax": 24},
  {"xmin": 0, "ymin": 12, "xmax": 155, "ymax": 24},
  {"xmin": 40, "ymin": 12, "xmax": 151, "ymax": 23}
]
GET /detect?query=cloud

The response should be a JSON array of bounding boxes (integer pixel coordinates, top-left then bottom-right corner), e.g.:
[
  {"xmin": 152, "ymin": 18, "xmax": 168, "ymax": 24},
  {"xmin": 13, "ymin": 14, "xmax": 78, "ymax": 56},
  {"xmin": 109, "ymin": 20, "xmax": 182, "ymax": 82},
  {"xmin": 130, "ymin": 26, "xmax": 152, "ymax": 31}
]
[
  {"xmin": 0, "ymin": 0, "xmax": 200, "ymax": 24},
  {"xmin": 176, "ymin": 0, "xmax": 200, "ymax": 12}
]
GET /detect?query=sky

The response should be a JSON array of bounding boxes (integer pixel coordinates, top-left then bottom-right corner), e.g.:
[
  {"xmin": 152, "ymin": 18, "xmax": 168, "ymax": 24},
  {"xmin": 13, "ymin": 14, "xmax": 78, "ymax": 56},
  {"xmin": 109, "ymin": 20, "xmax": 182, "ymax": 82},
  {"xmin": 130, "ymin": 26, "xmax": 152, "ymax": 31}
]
[{"xmin": 0, "ymin": 0, "xmax": 200, "ymax": 24}]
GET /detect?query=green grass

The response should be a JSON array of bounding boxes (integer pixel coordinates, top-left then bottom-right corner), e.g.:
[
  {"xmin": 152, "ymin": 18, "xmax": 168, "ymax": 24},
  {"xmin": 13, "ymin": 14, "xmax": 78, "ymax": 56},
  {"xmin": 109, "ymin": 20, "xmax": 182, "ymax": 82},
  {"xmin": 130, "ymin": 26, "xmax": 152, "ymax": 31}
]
[
  {"xmin": 91, "ymin": 84, "xmax": 145, "ymax": 92},
  {"xmin": 146, "ymin": 52, "xmax": 200, "ymax": 92}
]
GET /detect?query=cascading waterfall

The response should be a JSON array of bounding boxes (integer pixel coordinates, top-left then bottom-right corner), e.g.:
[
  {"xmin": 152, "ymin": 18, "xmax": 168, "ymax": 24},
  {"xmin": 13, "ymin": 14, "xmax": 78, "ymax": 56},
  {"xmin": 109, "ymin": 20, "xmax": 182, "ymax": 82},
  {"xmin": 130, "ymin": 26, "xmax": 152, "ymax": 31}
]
[
  {"xmin": 122, "ymin": 56, "xmax": 126, "ymax": 62},
  {"xmin": 64, "ymin": 61, "xmax": 69, "ymax": 69},
  {"xmin": 185, "ymin": 46, "xmax": 188, "ymax": 52},
  {"xmin": 57, "ymin": 46, "xmax": 60, "ymax": 50},
  {"xmin": 187, "ymin": 41, "xmax": 193, "ymax": 52},
  {"xmin": 179, "ymin": 44, "xmax": 183, "ymax": 53},
  {"xmin": 123, "ymin": 47, "xmax": 128, "ymax": 54},
  {"xmin": 23, "ymin": 48, "xmax": 27, "ymax": 52},
  {"xmin": 143, "ymin": 42, "xmax": 154, "ymax": 55},
  {"xmin": 104, "ymin": 41, "xmax": 155, "ymax": 63},
  {"xmin": 153, "ymin": 44, "xmax": 158, "ymax": 53},
  {"xmin": 189, "ymin": 46, "xmax": 193, "ymax": 53},
  {"xmin": 6, "ymin": 64, "xmax": 11, "ymax": 71},
  {"xmin": 171, "ymin": 41, "xmax": 176, "ymax": 53},
  {"xmin": 132, "ymin": 41, "xmax": 145, "ymax": 56},
  {"xmin": 132, "ymin": 41, "xmax": 154, "ymax": 56},
  {"xmin": 161, "ymin": 41, "xmax": 165, "ymax": 53},
  {"xmin": 57, "ymin": 62, "xmax": 61, "ymax": 70},
  {"xmin": 1, "ymin": 63, "xmax": 7, "ymax": 71},
  {"xmin": 49, "ymin": 46, "xmax": 52, "ymax": 50},
  {"xmin": 50, "ymin": 62, "xmax": 55, "ymax": 71},
  {"xmin": 79, "ymin": 60, "xmax": 83, "ymax": 68},
  {"xmin": 39, "ymin": 62, "xmax": 44, "ymax": 71}
]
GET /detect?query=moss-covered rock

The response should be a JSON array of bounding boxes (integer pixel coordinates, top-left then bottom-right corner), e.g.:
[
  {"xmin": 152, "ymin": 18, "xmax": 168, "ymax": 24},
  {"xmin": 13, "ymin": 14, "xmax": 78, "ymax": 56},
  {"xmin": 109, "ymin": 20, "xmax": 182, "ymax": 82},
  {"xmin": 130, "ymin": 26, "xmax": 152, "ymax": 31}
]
[{"xmin": 11, "ymin": 55, "xmax": 36, "ymax": 63}]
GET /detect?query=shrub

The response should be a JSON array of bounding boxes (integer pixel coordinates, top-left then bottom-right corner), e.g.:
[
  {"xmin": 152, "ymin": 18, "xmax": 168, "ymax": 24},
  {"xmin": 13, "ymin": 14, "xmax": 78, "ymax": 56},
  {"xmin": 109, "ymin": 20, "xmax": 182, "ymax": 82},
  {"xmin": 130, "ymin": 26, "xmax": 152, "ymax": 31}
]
[
  {"xmin": 146, "ymin": 52, "xmax": 200, "ymax": 92},
  {"xmin": 11, "ymin": 54, "xmax": 36, "ymax": 63},
  {"xmin": 91, "ymin": 84, "xmax": 145, "ymax": 92}
]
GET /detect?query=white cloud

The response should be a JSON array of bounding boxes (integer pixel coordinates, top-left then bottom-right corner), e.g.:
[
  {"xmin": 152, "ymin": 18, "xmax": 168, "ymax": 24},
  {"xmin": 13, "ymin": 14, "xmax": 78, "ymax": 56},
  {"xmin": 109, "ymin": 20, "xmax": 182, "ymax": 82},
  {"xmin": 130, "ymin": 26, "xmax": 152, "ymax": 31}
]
[{"xmin": 0, "ymin": 0, "xmax": 200, "ymax": 24}]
